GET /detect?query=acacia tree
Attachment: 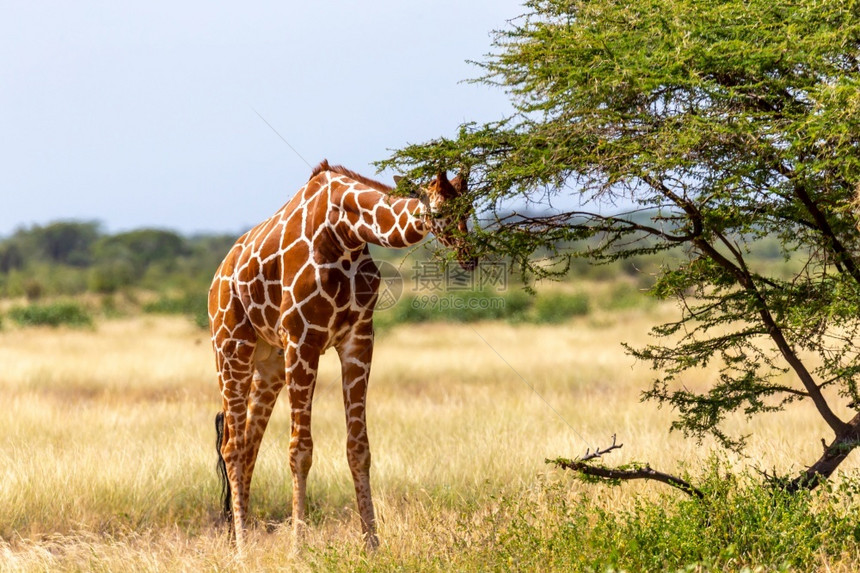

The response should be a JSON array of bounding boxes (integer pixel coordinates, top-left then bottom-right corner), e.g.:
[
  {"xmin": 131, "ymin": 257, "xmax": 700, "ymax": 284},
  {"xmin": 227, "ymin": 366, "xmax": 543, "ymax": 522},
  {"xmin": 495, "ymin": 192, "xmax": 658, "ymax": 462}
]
[{"xmin": 381, "ymin": 0, "xmax": 860, "ymax": 489}]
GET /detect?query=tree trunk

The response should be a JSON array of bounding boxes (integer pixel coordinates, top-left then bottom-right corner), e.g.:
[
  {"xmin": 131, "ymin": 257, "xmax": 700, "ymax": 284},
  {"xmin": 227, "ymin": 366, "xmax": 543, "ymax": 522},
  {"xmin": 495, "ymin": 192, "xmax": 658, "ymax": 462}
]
[{"xmin": 789, "ymin": 413, "xmax": 860, "ymax": 492}]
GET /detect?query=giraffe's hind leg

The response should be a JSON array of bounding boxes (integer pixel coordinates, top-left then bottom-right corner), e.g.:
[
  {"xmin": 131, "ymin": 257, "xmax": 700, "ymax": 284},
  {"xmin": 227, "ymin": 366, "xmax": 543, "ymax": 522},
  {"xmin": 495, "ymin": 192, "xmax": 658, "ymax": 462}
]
[
  {"xmin": 238, "ymin": 341, "xmax": 287, "ymax": 521},
  {"xmin": 214, "ymin": 335, "xmax": 256, "ymax": 551}
]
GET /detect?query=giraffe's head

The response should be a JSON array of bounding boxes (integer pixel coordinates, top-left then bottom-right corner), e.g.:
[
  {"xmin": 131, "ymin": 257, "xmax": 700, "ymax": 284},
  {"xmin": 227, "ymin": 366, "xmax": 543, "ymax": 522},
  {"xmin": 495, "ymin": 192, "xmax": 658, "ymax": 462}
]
[{"xmin": 422, "ymin": 170, "xmax": 477, "ymax": 271}]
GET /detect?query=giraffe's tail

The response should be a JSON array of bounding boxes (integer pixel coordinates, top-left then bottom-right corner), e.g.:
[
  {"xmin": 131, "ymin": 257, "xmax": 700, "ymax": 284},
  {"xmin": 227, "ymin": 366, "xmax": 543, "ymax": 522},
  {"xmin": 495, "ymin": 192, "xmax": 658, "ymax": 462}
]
[{"xmin": 214, "ymin": 411, "xmax": 233, "ymax": 525}]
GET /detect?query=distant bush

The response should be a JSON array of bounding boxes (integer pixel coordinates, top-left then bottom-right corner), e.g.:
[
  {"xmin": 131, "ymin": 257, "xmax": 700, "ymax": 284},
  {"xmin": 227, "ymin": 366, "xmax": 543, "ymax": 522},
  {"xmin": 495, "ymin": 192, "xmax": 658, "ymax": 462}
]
[
  {"xmin": 7, "ymin": 301, "xmax": 93, "ymax": 328},
  {"xmin": 23, "ymin": 279, "xmax": 43, "ymax": 301},
  {"xmin": 88, "ymin": 261, "xmax": 136, "ymax": 294},
  {"xmin": 495, "ymin": 289, "xmax": 533, "ymax": 323},
  {"xmin": 533, "ymin": 291, "xmax": 590, "ymax": 323},
  {"xmin": 143, "ymin": 291, "xmax": 209, "ymax": 329},
  {"xmin": 603, "ymin": 282, "xmax": 654, "ymax": 311}
]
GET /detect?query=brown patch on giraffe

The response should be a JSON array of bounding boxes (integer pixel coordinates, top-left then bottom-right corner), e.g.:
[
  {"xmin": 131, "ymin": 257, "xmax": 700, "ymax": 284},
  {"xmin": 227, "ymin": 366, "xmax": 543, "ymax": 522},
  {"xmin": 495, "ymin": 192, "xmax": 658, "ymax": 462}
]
[
  {"xmin": 259, "ymin": 232, "xmax": 282, "ymax": 259},
  {"xmin": 217, "ymin": 244, "xmax": 243, "ymax": 276},
  {"xmin": 267, "ymin": 282, "xmax": 282, "ymax": 304},
  {"xmin": 404, "ymin": 225, "xmax": 424, "ymax": 245},
  {"xmin": 280, "ymin": 289, "xmax": 295, "ymax": 312},
  {"xmin": 285, "ymin": 241, "xmax": 311, "ymax": 268},
  {"xmin": 232, "ymin": 320, "xmax": 258, "ymax": 346},
  {"xmin": 264, "ymin": 305, "xmax": 281, "ymax": 326},
  {"xmin": 213, "ymin": 324, "xmax": 232, "ymax": 345},
  {"xmin": 237, "ymin": 255, "xmax": 260, "ymax": 283},
  {"xmin": 330, "ymin": 308, "xmax": 353, "ymax": 330},
  {"xmin": 347, "ymin": 383, "xmax": 366, "ymax": 405},
  {"xmin": 283, "ymin": 207, "xmax": 302, "ymax": 231},
  {"xmin": 303, "ymin": 296, "xmax": 335, "ymax": 327},
  {"xmin": 216, "ymin": 280, "xmax": 233, "ymax": 310},
  {"xmin": 248, "ymin": 306, "xmax": 265, "ymax": 325},
  {"xmin": 331, "ymin": 282, "xmax": 351, "ymax": 309},
  {"xmin": 255, "ymin": 216, "xmax": 281, "ymax": 240},
  {"xmin": 293, "ymin": 262, "xmax": 317, "ymax": 295},
  {"xmin": 302, "ymin": 175, "xmax": 324, "ymax": 201},
  {"xmin": 339, "ymin": 190, "xmax": 360, "ymax": 217},
  {"xmin": 257, "ymin": 390, "xmax": 277, "ymax": 404},
  {"xmin": 357, "ymin": 192, "xmax": 381, "ymax": 211},
  {"xmin": 348, "ymin": 419, "xmax": 365, "ymax": 439},
  {"xmin": 375, "ymin": 206, "xmax": 395, "ymax": 230},
  {"xmin": 303, "ymin": 193, "xmax": 329, "ymax": 236},
  {"xmin": 250, "ymin": 280, "xmax": 269, "ymax": 308}
]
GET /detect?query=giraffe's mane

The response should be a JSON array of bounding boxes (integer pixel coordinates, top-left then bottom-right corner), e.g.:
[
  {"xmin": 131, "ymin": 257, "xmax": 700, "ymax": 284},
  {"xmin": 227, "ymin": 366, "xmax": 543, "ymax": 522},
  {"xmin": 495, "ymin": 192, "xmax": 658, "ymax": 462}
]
[{"xmin": 310, "ymin": 159, "xmax": 393, "ymax": 193}]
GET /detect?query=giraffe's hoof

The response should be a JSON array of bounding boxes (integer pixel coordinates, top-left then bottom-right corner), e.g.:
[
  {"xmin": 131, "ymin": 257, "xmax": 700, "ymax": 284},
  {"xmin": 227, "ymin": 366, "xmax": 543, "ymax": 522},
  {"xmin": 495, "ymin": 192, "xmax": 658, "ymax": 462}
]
[{"xmin": 291, "ymin": 518, "xmax": 308, "ymax": 545}]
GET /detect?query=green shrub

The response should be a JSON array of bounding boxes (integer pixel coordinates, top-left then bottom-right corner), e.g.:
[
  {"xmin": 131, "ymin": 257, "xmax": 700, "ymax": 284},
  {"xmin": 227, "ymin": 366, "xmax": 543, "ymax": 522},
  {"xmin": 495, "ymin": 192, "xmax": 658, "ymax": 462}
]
[
  {"xmin": 387, "ymin": 296, "xmax": 435, "ymax": 324},
  {"xmin": 500, "ymin": 289, "xmax": 533, "ymax": 323},
  {"xmin": 7, "ymin": 301, "xmax": 93, "ymax": 328},
  {"xmin": 143, "ymin": 291, "xmax": 209, "ymax": 329},
  {"xmin": 603, "ymin": 281, "xmax": 654, "ymax": 310},
  {"xmin": 533, "ymin": 291, "xmax": 590, "ymax": 323},
  {"xmin": 88, "ymin": 261, "xmax": 135, "ymax": 294},
  {"xmin": 309, "ymin": 462, "xmax": 860, "ymax": 571}
]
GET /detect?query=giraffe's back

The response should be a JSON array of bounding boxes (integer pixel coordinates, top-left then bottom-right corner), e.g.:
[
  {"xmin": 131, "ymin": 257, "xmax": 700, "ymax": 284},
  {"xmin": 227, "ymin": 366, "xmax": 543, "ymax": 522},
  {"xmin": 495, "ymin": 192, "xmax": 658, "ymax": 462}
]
[{"xmin": 210, "ymin": 175, "xmax": 377, "ymax": 352}]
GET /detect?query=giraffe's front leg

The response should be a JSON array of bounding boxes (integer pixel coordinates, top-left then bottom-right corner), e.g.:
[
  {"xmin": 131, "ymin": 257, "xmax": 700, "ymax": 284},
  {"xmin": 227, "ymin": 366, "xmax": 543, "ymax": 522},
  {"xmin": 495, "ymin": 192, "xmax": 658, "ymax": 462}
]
[
  {"xmin": 284, "ymin": 340, "xmax": 320, "ymax": 544},
  {"xmin": 337, "ymin": 326, "xmax": 379, "ymax": 549}
]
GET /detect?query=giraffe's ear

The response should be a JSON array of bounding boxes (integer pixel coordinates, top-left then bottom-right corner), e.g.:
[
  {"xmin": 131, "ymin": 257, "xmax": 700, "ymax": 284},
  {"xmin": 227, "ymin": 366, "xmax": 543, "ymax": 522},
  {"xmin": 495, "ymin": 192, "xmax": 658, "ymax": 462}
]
[
  {"xmin": 450, "ymin": 173, "xmax": 467, "ymax": 195},
  {"xmin": 436, "ymin": 171, "xmax": 458, "ymax": 198},
  {"xmin": 450, "ymin": 167, "xmax": 469, "ymax": 195},
  {"xmin": 393, "ymin": 175, "xmax": 404, "ymax": 185}
]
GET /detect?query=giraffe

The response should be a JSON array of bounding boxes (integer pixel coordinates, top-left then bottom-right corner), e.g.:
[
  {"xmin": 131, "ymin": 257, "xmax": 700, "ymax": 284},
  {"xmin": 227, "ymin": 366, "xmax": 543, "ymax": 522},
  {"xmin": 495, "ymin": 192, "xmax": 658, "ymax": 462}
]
[{"xmin": 209, "ymin": 159, "xmax": 473, "ymax": 551}]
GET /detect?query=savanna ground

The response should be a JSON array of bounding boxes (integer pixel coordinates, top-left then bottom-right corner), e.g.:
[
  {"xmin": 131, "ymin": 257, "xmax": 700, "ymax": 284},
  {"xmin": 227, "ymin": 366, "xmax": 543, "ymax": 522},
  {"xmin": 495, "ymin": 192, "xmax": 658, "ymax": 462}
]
[{"xmin": 2, "ymin": 282, "xmax": 860, "ymax": 571}]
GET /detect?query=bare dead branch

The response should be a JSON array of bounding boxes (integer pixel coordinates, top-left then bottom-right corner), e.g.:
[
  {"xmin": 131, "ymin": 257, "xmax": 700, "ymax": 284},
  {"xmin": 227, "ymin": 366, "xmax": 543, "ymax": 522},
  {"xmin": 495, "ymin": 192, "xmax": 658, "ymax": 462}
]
[
  {"xmin": 549, "ymin": 436, "xmax": 705, "ymax": 499},
  {"xmin": 577, "ymin": 434, "xmax": 623, "ymax": 462}
]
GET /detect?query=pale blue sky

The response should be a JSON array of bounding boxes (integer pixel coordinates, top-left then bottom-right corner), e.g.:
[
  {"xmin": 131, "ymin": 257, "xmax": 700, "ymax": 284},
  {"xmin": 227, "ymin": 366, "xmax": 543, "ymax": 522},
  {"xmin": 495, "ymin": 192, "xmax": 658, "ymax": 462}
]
[{"xmin": 0, "ymin": 1, "xmax": 524, "ymax": 237}]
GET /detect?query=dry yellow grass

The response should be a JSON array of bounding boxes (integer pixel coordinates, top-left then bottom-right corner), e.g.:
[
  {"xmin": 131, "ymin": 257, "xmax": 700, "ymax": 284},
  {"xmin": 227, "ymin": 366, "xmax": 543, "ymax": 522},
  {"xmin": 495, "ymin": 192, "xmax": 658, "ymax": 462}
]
[{"xmin": 0, "ymin": 306, "xmax": 857, "ymax": 570}]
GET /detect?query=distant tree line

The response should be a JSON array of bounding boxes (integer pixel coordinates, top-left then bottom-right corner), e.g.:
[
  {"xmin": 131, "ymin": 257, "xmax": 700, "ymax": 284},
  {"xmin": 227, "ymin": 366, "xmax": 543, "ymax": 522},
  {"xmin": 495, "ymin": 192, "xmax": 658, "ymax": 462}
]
[
  {"xmin": 0, "ymin": 221, "xmax": 238, "ymax": 299},
  {"xmin": 0, "ymin": 218, "xmax": 796, "ymax": 303}
]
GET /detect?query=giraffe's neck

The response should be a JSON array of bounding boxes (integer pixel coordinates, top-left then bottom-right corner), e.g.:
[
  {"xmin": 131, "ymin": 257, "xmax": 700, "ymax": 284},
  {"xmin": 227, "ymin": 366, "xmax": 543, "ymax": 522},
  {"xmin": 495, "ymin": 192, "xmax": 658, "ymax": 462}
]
[{"xmin": 327, "ymin": 175, "xmax": 429, "ymax": 250}]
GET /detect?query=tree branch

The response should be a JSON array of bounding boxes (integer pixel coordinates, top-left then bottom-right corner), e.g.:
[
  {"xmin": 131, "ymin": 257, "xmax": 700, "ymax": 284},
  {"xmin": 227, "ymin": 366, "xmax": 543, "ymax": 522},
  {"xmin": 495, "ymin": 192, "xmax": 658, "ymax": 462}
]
[
  {"xmin": 775, "ymin": 162, "xmax": 860, "ymax": 286},
  {"xmin": 549, "ymin": 436, "xmax": 705, "ymax": 499},
  {"xmin": 499, "ymin": 210, "xmax": 699, "ymax": 243}
]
